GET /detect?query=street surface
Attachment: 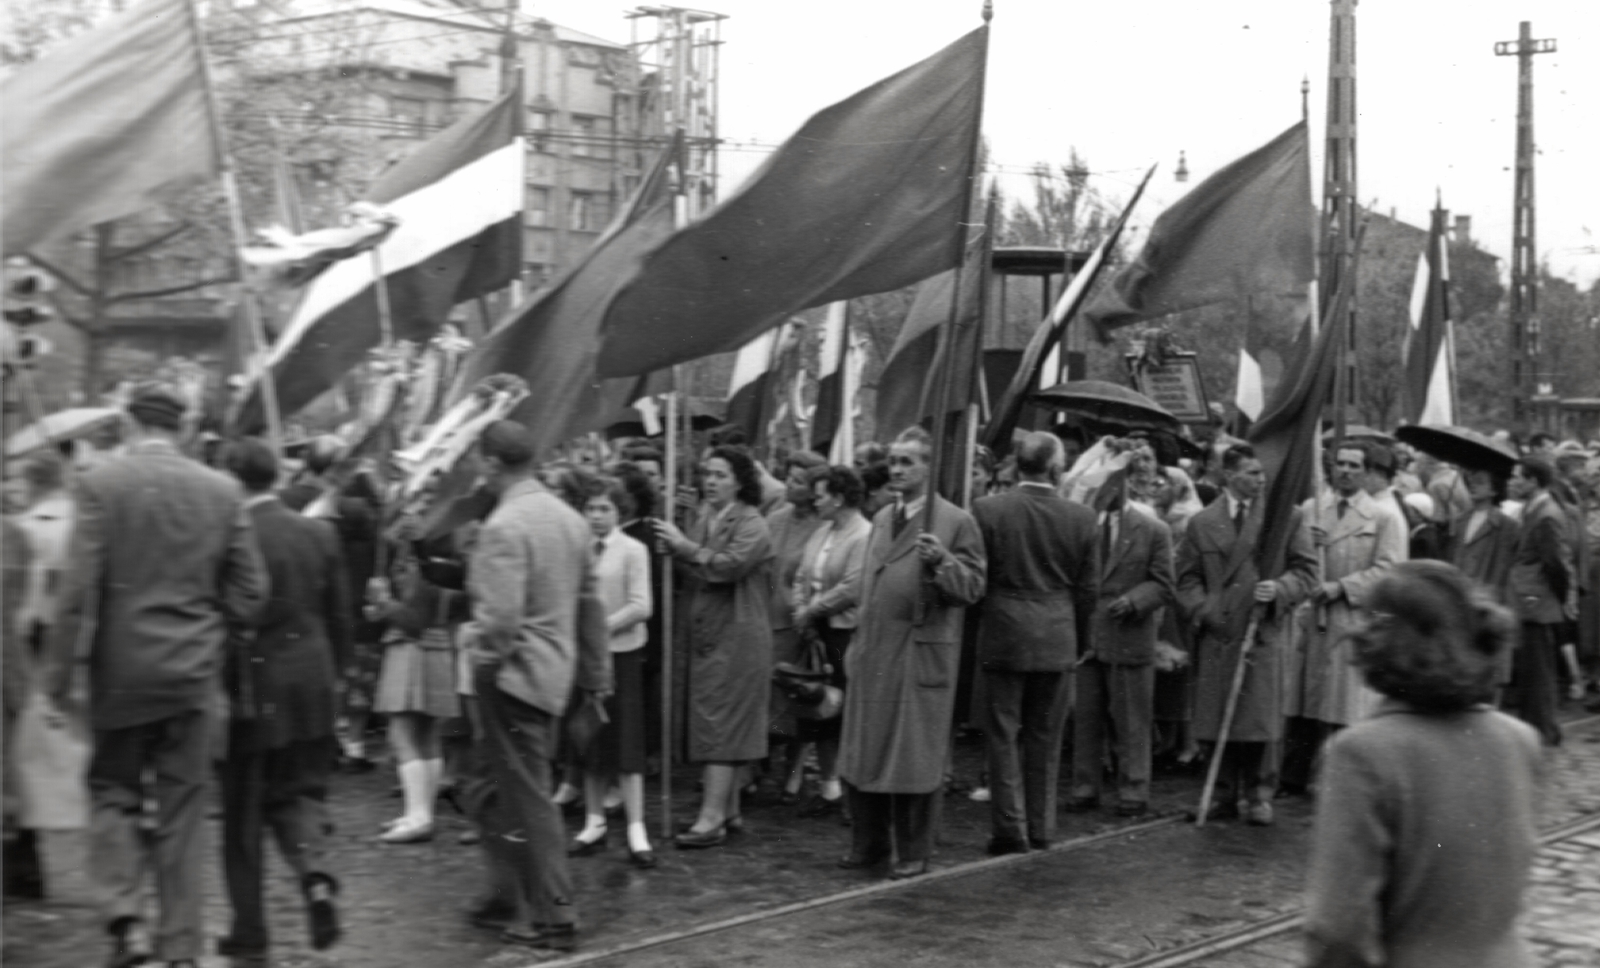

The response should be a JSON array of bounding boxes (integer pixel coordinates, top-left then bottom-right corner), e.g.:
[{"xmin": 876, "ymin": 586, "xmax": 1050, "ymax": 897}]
[{"xmin": 6, "ymin": 713, "xmax": 1598, "ymax": 968}]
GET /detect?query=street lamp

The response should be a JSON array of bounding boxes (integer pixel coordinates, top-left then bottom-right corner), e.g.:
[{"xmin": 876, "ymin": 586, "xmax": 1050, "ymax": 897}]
[{"xmin": 1174, "ymin": 150, "xmax": 1189, "ymax": 183}]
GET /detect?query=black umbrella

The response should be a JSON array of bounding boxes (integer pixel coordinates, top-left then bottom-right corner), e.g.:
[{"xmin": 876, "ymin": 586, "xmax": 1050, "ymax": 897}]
[
  {"xmin": 1394, "ymin": 424, "xmax": 1519, "ymax": 476},
  {"xmin": 1033, "ymin": 380, "xmax": 1180, "ymax": 433}
]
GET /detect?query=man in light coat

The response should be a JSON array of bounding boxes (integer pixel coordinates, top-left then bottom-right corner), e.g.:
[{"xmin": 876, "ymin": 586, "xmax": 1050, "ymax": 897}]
[
  {"xmin": 461, "ymin": 420, "xmax": 612, "ymax": 953},
  {"xmin": 45, "ymin": 386, "xmax": 267, "ymax": 968},
  {"xmin": 973, "ymin": 432, "xmax": 1098, "ymax": 851},
  {"xmin": 1281, "ymin": 440, "xmax": 1407, "ymax": 794},
  {"xmin": 1069, "ymin": 451, "xmax": 1174, "ymax": 819},
  {"xmin": 838, "ymin": 426, "xmax": 986, "ymax": 879}
]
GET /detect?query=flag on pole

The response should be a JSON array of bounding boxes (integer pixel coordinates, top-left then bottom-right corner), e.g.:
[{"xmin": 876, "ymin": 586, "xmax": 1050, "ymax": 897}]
[
  {"xmin": 2, "ymin": 0, "xmax": 219, "ymax": 255},
  {"xmin": 594, "ymin": 26, "xmax": 987, "ymax": 379},
  {"xmin": 446, "ymin": 134, "xmax": 680, "ymax": 458},
  {"xmin": 811, "ymin": 301, "xmax": 851, "ymax": 456},
  {"xmin": 1403, "ymin": 203, "xmax": 1456, "ymax": 426},
  {"xmin": 1085, "ymin": 122, "xmax": 1315, "ymax": 336},
  {"xmin": 874, "ymin": 250, "xmax": 983, "ymax": 441},
  {"xmin": 725, "ymin": 325, "xmax": 791, "ymax": 442},
  {"xmin": 239, "ymin": 88, "xmax": 524, "ymax": 425}
]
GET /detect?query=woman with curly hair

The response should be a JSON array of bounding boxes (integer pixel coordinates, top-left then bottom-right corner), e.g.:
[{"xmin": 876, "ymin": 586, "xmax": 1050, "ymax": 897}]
[
  {"xmin": 652, "ymin": 446, "xmax": 774, "ymax": 848},
  {"xmin": 1304, "ymin": 560, "xmax": 1541, "ymax": 968}
]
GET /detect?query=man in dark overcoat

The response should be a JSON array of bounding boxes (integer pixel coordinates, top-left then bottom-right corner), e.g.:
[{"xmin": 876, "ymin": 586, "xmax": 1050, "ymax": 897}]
[
  {"xmin": 1174, "ymin": 443, "xmax": 1316, "ymax": 825},
  {"xmin": 218, "ymin": 440, "xmax": 352, "ymax": 960},
  {"xmin": 1069, "ymin": 452, "xmax": 1174, "ymax": 818},
  {"xmin": 44, "ymin": 386, "xmax": 267, "ymax": 968},
  {"xmin": 837, "ymin": 426, "xmax": 986, "ymax": 879},
  {"xmin": 1506, "ymin": 456, "xmax": 1579, "ymax": 745},
  {"xmin": 971, "ymin": 432, "xmax": 1097, "ymax": 852}
]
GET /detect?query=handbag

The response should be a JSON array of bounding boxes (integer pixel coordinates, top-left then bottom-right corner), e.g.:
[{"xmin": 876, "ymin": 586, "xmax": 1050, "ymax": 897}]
[
  {"xmin": 12, "ymin": 691, "xmax": 90, "ymax": 830},
  {"xmin": 773, "ymin": 628, "xmax": 843, "ymax": 722}
]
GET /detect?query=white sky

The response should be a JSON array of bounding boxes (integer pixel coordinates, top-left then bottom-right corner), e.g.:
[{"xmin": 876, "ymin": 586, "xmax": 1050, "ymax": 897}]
[{"xmin": 533, "ymin": 0, "xmax": 1599, "ymax": 288}]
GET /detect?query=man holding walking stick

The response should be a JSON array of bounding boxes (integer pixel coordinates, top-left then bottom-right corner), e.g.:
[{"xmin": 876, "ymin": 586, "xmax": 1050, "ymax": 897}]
[{"xmin": 1175, "ymin": 444, "xmax": 1317, "ymax": 826}]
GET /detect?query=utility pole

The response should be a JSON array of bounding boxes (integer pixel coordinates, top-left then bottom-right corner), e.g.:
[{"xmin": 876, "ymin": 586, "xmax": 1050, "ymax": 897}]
[
  {"xmin": 1321, "ymin": 0, "xmax": 1358, "ymax": 433},
  {"xmin": 1496, "ymin": 22, "xmax": 1556, "ymax": 432}
]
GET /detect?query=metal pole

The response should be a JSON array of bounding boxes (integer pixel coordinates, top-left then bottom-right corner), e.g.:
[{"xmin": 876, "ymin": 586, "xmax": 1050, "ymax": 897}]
[{"xmin": 659, "ymin": 381, "xmax": 679, "ymax": 840}]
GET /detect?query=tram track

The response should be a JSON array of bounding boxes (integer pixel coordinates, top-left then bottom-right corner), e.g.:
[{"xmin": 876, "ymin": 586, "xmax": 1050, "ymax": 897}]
[{"xmin": 1112, "ymin": 713, "xmax": 1600, "ymax": 968}]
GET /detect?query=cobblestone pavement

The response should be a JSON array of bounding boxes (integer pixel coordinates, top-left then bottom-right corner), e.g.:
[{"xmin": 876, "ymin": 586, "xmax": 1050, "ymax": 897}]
[{"xmin": 5, "ymin": 713, "xmax": 1597, "ymax": 968}]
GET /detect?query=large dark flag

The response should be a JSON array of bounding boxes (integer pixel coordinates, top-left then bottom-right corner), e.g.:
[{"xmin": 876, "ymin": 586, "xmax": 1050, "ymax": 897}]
[
  {"xmin": 2, "ymin": 0, "xmax": 219, "ymax": 255},
  {"xmin": 242, "ymin": 89, "xmax": 524, "ymax": 424},
  {"xmin": 873, "ymin": 244, "xmax": 983, "ymax": 441},
  {"xmin": 446, "ymin": 136, "xmax": 680, "ymax": 458},
  {"xmin": 1085, "ymin": 122, "xmax": 1315, "ymax": 337},
  {"xmin": 594, "ymin": 26, "xmax": 987, "ymax": 379},
  {"xmin": 1403, "ymin": 203, "xmax": 1456, "ymax": 425}
]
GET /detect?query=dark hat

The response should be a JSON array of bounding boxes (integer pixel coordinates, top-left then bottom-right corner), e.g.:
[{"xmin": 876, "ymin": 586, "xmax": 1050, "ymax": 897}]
[
  {"xmin": 1365, "ymin": 442, "xmax": 1397, "ymax": 474},
  {"xmin": 126, "ymin": 384, "xmax": 187, "ymax": 430}
]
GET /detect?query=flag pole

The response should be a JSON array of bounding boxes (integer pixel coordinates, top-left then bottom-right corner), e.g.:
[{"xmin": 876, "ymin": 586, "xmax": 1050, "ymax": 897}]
[
  {"xmin": 920, "ymin": 0, "xmax": 992, "ymax": 535},
  {"xmin": 182, "ymin": 0, "xmax": 285, "ymax": 454},
  {"xmin": 659, "ymin": 376, "xmax": 679, "ymax": 840}
]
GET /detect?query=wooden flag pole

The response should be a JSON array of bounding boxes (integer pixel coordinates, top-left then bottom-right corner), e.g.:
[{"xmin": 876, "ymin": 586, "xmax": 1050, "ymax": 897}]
[
  {"xmin": 1195, "ymin": 611, "xmax": 1261, "ymax": 826},
  {"xmin": 183, "ymin": 0, "xmax": 284, "ymax": 453},
  {"xmin": 659, "ymin": 377, "xmax": 680, "ymax": 840}
]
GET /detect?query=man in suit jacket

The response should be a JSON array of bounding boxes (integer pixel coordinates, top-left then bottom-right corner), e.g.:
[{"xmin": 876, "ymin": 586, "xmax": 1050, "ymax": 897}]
[
  {"xmin": 1506, "ymin": 456, "xmax": 1579, "ymax": 745},
  {"xmin": 1448, "ymin": 467, "xmax": 1521, "ymax": 604},
  {"xmin": 44, "ymin": 387, "xmax": 267, "ymax": 968},
  {"xmin": 461, "ymin": 420, "xmax": 611, "ymax": 953},
  {"xmin": 838, "ymin": 426, "xmax": 986, "ymax": 879},
  {"xmin": 1069, "ymin": 452, "xmax": 1174, "ymax": 818},
  {"xmin": 971, "ymin": 432, "xmax": 1097, "ymax": 852},
  {"xmin": 1175, "ymin": 444, "xmax": 1317, "ymax": 825},
  {"xmin": 216, "ymin": 439, "xmax": 351, "ymax": 960},
  {"xmin": 1280, "ymin": 440, "xmax": 1407, "ymax": 795}
]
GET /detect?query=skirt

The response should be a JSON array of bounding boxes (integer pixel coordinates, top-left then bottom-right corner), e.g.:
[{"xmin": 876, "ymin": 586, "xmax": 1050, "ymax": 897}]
[
  {"xmin": 569, "ymin": 649, "xmax": 649, "ymax": 778},
  {"xmin": 374, "ymin": 631, "xmax": 460, "ymax": 719}
]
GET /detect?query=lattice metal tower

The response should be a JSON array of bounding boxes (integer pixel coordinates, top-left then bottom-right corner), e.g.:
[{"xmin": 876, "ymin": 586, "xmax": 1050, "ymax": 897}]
[
  {"xmin": 1321, "ymin": 0, "xmax": 1359, "ymax": 422},
  {"xmin": 627, "ymin": 6, "xmax": 726, "ymax": 219},
  {"xmin": 1496, "ymin": 22, "xmax": 1556, "ymax": 430}
]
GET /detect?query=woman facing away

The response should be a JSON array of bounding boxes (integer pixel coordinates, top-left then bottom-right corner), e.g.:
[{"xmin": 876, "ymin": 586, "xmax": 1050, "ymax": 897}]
[{"xmin": 1304, "ymin": 560, "xmax": 1542, "ymax": 968}]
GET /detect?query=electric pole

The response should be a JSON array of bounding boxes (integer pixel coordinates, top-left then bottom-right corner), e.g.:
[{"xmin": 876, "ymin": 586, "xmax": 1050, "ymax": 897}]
[
  {"xmin": 1322, "ymin": 0, "xmax": 1358, "ymax": 432},
  {"xmin": 1496, "ymin": 22, "xmax": 1556, "ymax": 432}
]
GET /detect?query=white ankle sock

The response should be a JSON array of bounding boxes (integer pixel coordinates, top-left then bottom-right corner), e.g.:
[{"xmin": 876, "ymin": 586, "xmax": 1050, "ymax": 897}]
[
  {"xmin": 576, "ymin": 817, "xmax": 607, "ymax": 844},
  {"xmin": 626, "ymin": 822, "xmax": 652, "ymax": 853},
  {"xmin": 820, "ymin": 778, "xmax": 842, "ymax": 800}
]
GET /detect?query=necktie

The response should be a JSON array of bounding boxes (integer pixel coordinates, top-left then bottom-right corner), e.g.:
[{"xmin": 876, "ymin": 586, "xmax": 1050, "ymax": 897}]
[
  {"xmin": 1102, "ymin": 510, "xmax": 1116, "ymax": 554},
  {"xmin": 1337, "ymin": 499, "xmax": 1349, "ymax": 521},
  {"xmin": 1233, "ymin": 501, "xmax": 1247, "ymax": 533},
  {"xmin": 893, "ymin": 503, "xmax": 908, "ymax": 538},
  {"xmin": 594, "ymin": 539, "xmax": 605, "ymax": 562}
]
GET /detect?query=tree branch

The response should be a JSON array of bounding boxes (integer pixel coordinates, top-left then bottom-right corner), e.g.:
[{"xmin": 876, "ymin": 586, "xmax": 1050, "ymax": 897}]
[
  {"xmin": 106, "ymin": 274, "xmax": 238, "ymax": 305},
  {"xmin": 106, "ymin": 222, "xmax": 194, "ymax": 263}
]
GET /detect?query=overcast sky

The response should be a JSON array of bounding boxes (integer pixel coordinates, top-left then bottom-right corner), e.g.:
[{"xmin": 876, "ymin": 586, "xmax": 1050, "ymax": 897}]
[{"xmin": 534, "ymin": 0, "xmax": 1598, "ymax": 288}]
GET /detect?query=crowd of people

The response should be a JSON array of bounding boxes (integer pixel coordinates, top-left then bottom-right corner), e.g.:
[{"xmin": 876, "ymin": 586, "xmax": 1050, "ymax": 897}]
[{"xmin": 4, "ymin": 383, "xmax": 1598, "ymax": 966}]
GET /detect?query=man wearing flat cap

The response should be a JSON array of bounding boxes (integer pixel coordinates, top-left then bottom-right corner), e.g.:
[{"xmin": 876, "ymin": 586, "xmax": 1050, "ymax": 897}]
[{"xmin": 45, "ymin": 385, "xmax": 268, "ymax": 968}]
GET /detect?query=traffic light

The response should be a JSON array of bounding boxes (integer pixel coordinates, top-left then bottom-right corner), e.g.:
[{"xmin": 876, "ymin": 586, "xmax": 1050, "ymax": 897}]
[{"xmin": 4, "ymin": 257, "xmax": 55, "ymax": 326}]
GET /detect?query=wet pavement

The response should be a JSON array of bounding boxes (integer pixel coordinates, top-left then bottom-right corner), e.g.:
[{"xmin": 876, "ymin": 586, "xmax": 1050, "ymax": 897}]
[{"xmin": 6, "ymin": 712, "xmax": 1598, "ymax": 968}]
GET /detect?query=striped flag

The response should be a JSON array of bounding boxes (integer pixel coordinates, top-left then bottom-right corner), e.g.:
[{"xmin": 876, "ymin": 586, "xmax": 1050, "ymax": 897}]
[
  {"xmin": 1403, "ymin": 203, "xmax": 1455, "ymax": 426},
  {"xmin": 811, "ymin": 301, "xmax": 851, "ymax": 457},
  {"xmin": 239, "ymin": 88, "xmax": 524, "ymax": 425},
  {"xmin": 2, "ymin": 0, "xmax": 219, "ymax": 255},
  {"xmin": 725, "ymin": 325, "xmax": 793, "ymax": 442}
]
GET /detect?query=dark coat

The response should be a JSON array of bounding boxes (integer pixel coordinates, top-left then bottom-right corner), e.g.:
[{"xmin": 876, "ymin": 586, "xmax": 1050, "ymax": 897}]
[
  {"xmin": 971, "ymin": 485, "xmax": 1098, "ymax": 672},
  {"xmin": 1509, "ymin": 492, "xmax": 1576, "ymax": 624},
  {"xmin": 1175, "ymin": 496, "xmax": 1317, "ymax": 742},
  {"xmin": 50, "ymin": 441, "xmax": 267, "ymax": 730},
  {"xmin": 839, "ymin": 494, "xmax": 985, "ymax": 793},
  {"xmin": 1090, "ymin": 505, "xmax": 1175, "ymax": 666},
  {"xmin": 239, "ymin": 498, "xmax": 352, "ymax": 749},
  {"xmin": 1448, "ymin": 506, "xmax": 1520, "ymax": 603}
]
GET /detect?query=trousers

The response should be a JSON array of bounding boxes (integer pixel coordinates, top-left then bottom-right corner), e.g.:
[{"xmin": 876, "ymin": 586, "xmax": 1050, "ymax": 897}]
[
  {"xmin": 88, "ymin": 709, "xmax": 210, "ymax": 962},
  {"xmin": 1070, "ymin": 660, "xmax": 1154, "ymax": 806},
  {"xmin": 1508, "ymin": 622, "xmax": 1562, "ymax": 746},
  {"xmin": 219, "ymin": 725, "xmax": 335, "ymax": 952},
  {"xmin": 983, "ymin": 669, "xmax": 1072, "ymax": 844},
  {"xmin": 473, "ymin": 666, "xmax": 576, "ymax": 928},
  {"xmin": 846, "ymin": 783, "xmax": 935, "ymax": 863}
]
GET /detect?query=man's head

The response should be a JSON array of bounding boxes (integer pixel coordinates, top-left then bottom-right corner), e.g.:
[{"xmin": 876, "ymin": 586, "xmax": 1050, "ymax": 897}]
[
  {"xmin": 619, "ymin": 444, "xmax": 664, "ymax": 490},
  {"xmin": 888, "ymin": 425, "xmax": 933, "ymax": 498},
  {"xmin": 1013, "ymin": 431, "xmax": 1064, "ymax": 482},
  {"xmin": 853, "ymin": 441, "xmax": 887, "ymax": 472},
  {"xmin": 1553, "ymin": 441, "xmax": 1588, "ymax": 479},
  {"xmin": 479, "ymin": 420, "xmax": 536, "ymax": 494},
  {"xmin": 125, "ymin": 384, "xmax": 187, "ymax": 438},
  {"xmin": 1220, "ymin": 443, "xmax": 1264, "ymax": 502},
  {"xmin": 1527, "ymin": 432, "xmax": 1556, "ymax": 455},
  {"xmin": 1509, "ymin": 456, "xmax": 1555, "ymax": 502},
  {"xmin": 223, "ymin": 438, "xmax": 279, "ymax": 495},
  {"xmin": 1330, "ymin": 441, "xmax": 1370, "ymax": 497},
  {"xmin": 1361, "ymin": 443, "xmax": 1397, "ymax": 496},
  {"xmin": 1463, "ymin": 467, "xmax": 1507, "ymax": 506}
]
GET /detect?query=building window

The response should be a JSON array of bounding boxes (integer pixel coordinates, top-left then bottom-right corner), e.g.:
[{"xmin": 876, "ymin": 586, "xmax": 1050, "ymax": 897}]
[
  {"xmin": 527, "ymin": 110, "xmax": 552, "ymax": 153},
  {"xmin": 527, "ymin": 186, "xmax": 551, "ymax": 228},
  {"xmin": 571, "ymin": 115, "xmax": 595, "ymax": 157},
  {"xmin": 568, "ymin": 192, "xmax": 609, "ymax": 232}
]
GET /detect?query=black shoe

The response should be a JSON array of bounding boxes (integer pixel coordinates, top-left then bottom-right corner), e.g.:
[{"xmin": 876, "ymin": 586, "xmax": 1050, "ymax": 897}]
[
  {"xmin": 674, "ymin": 826, "xmax": 727, "ymax": 849},
  {"xmin": 1027, "ymin": 837, "xmax": 1052, "ymax": 851},
  {"xmin": 888, "ymin": 859, "xmax": 928, "ymax": 880},
  {"xmin": 465, "ymin": 898, "xmax": 518, "ymax": 930},
  {"xmin": 567, "ymin": 829, "xmax": 608, "ymax": 857},
  {"xmin": 1064, "ymin": 796, "xmax": 1099, "ymax": 813},
  {"xmin": 302, "ymin": 873, "xmax": 341, "ymax": 951},
  {"xmin": 798, "ymin": 795, "xmax": 843, "ymax": 819},
  {"xmin": 501, "ymin": 922, "xmax": 577, "ymax": 952},
  {"xmin": 1115, "ymin": 801, "xmax": 1149, "ymax": 818},
  {"xmin": 628, "ymin": 848, "xmax": 658, "ymax": 869},
  {"xmin": 106, "ymin": 917, "xmax": 154, "ymax": 968},
  {"xmin": 985, "ymin": 836, "xmax": 1029, "ymax": 857},
  {"xmin": 835, "ymin": 852, "xmax": 887, "ymax": 870}
]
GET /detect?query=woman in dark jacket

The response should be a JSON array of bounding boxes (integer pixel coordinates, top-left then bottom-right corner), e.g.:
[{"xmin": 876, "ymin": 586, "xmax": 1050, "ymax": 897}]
[{"xmin": 653, "ymin": 446, "xmax": 774, "ymax": 848}]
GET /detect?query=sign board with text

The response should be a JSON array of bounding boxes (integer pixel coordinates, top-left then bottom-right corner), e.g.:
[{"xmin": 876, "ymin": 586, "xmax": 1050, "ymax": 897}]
[{"xmin": 1126, "ymin": 353, "xmax": 1209, "ymax": 424}]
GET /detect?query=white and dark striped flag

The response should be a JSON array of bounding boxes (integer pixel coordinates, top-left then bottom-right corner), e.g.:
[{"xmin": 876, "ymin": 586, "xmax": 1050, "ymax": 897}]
[
  {"xmin": 725, "ymin": 327, "xmax": 785, "ymax": 441},
  {"xmin": 1403, "ymin": 203, "xmax": 1455, "ymax": 426},
  {"xmin": 811, "ymin": 301, "xmax": 855, "ymax": 460}
]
